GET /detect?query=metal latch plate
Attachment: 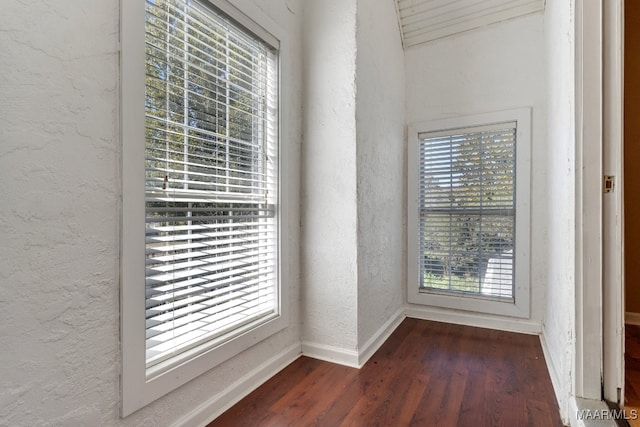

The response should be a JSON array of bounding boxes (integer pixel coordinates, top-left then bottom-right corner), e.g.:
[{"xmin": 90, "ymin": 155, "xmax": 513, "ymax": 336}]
[{"xmin": 604, "ymin": 175, "xmax": 615, "ymax": 193}]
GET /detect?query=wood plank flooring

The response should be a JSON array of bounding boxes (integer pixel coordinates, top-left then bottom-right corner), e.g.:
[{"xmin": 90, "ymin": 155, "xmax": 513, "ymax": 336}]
[
  {"xmin": 627, "ymin": 324, "xmax": 640, "ymax": 406},
  {"xmin": 208, "ymin": 318, "xmax": 563, "ymax": 427},
  {"xmin": 626, "ymin": 324, "xmax": 640, "ymax": 427}
]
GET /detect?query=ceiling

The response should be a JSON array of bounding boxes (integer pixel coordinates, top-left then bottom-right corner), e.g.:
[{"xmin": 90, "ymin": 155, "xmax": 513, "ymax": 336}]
[{"xmin": 395, "ymin": 0, "xmax": 545, "ymax": 48}]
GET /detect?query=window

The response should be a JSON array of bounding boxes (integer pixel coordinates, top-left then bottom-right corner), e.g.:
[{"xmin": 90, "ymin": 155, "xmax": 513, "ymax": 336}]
[
  {"xmin": 407, "ymin": 109, "xmax": 531, "ymax": 318},
  {"xmin": 143, "ymin": 0, "xmax": 279, "ymax": 375},
  {"xmin": 121, "ymin": 0, "xmax": 287, "ymax": 416}
]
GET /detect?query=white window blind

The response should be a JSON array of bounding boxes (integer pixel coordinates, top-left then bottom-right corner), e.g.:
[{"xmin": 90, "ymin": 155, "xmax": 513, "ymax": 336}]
[
  {"xmin": 144, "ymin": 0, "xmax": 278, "ymax": 373},
  {"xmin": 418, "ymin": 123, "xmax": 516, "ymax": 301}
]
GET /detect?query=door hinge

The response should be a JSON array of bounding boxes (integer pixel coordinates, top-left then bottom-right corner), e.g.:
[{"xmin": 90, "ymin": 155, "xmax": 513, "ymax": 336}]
[{"xmin": 604, "ymin": 175, "xmax": 615, "ymax": 193}]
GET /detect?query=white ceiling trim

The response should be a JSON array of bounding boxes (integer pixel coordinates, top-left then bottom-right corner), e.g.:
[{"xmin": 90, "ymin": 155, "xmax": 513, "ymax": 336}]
[{"xmin": 395, "ymin": 0, "xmax": 545, "ymax": 48}]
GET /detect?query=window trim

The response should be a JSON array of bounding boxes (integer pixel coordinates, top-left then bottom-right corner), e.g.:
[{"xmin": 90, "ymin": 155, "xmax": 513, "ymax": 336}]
[
  {"xmin": 407, "ymin": 109, "xmax": 531, "ymax": 318},
  {"xmin": 120, "ymin": 0, "xmax": 289, "ymax": 416}
]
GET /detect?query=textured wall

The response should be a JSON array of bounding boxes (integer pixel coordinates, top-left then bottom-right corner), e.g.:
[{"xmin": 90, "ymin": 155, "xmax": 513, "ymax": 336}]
[
  {"xmin": 404, "ymin": 13, "xmax": 548, "ymax": 324},
  {"xmin": 542, "ymin": 0, "xmax": 576, "ymax": 421},
  {"xmin": 0, "ymin": 0, "xmax": 302, "ymax": 425},
  {"xmin": 355, "ymin": 0, "xmax": 406, "ymax": 348},
  {"xmin": 300, "ymin": 0, "xmax": 360, "ymax": 351}
]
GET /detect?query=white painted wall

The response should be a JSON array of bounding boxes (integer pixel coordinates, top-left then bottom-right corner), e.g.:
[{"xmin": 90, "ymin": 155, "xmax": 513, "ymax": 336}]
[
  {"xmin": 300, "ymin": 0, "xmax": 360, "ymax": 353},
  {"xmin": 0, "ymin": 0, "xmax": 302, "ymax": 425},
  {"xmin": 404, "ymin": 6, "xmax": 577, "ymax": 421},
  {"xmin": 300, "ymin": 0, "xmax": 406, "ymax": 359},
  {"xmin": 355, "ymin": 0, "xmax": 406, "ymax": 348},
  {"xmin": 404, "ymin": 13, "xmax": 548, "ymax": 326},
  {"xmin": 542, "ymin": 0, "xmax": 576, "ymax": 421},
  {"xmin": 0, "ymin": 0, "xmax": 580, "ymax": 423}
]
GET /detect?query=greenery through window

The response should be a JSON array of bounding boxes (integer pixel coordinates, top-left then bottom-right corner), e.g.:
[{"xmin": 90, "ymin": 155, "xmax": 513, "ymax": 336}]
[
  {"xmin": 418, "ymin": 124, "xmax": 516, "ymax": 301},
  {"xmin": 143, "ymin": 0, "xmax": 279, "ymax": 373}
]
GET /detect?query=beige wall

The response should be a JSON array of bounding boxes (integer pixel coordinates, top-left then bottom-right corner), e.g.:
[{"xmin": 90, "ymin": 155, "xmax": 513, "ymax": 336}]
[{"xmin": 625, "ymin": 0, "xmax": 640, "ymax": 313}]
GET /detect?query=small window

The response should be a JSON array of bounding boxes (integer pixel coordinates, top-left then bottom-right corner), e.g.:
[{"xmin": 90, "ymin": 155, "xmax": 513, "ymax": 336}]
[
  {"xmin": 121, "ymin": 0, "xmax": 286, "ymax": 416},
  {"xmin": 407, "ymin": 109, "xmax": 531, "ymax": 318}
]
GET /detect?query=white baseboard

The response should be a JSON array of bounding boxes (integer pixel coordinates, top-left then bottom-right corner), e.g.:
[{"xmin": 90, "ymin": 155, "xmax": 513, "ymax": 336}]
[
  {"xmin": 568, "ymin": 396, "xmax": 618, "ymax": 427},
  {"xmin": 539, "ymin": 330, "xmax": 567, "ymax": 424},
  {"xmin": 175, "ymin": 342, "xmax": 301, "ymax": 427},
  {"xmin": 569, "ymin": 395, "xmax": 580, "ymax": 427},
  {"xmin": 301, "ymin": 309, "xmax": 406, "ymax": 368},
  {"xmin": 301, "ymin": 341, "xmax": 360, "ymax": 368},
  {"xmin": 176, "ymin": 306, "xmax": 550, "ymax": 426},
  {"xmin": 302, "ymin": 305, "xmax": 542, "ymax": 370},
  {"xmin": 405, "ymin": 305, "xmax": 542, "ymax": 335},
  {"xmin": 357, "ymin": 309, "xmax": 406, "ymax": 367},
  {"xmin": 626, "ymin": 312, "xmax": 640, "ymax": 326}
]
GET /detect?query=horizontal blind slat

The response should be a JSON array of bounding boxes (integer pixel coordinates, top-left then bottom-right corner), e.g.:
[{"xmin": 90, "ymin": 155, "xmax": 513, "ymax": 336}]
[
  {"xmin": 144, "ymin": 0, "xmax": 278, "ymax": 372},
  {"xmin": 418, "ymin": 122, "xmax": 515, "ymax": 301}
]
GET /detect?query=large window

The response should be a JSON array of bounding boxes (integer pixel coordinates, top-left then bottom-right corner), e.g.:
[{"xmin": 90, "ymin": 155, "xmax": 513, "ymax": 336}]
[
  {"xmin": 407, "ymin": 110, "xmax": 531, "ymax": 318},
  {"xmin": 144, "ymin": 0, "xmax": 279, "ymax": 375},
  {"xmin": 121, "ymin": 0, "xmax": 286, "ymax": 416}
]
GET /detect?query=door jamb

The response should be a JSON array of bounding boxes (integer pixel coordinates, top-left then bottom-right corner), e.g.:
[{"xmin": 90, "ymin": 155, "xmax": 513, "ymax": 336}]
[
  {"xmin": 575, "ymin": 0, "xmax": 604, "ymax": 401},
  {"xmin": 602, "ymin": 0, "xmax": 625, "ymax": 405}
]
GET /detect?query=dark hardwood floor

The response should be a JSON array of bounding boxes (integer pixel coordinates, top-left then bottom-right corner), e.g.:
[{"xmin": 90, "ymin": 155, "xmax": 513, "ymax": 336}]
[
  {"xmin": 625, "ymin": 324, "xmax": 640, "ymax": 427},
  {"xmin": 626, "ymin": 324, "xmax": 640, "ymax": 406},
  {"xmin": 208, "ymin": 318, "xmax": 563, "ymax": 427}
]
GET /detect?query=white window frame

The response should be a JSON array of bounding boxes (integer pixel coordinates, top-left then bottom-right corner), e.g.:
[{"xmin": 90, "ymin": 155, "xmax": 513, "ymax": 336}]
[
  {"xmin": 120, "ymin": 0, "xmax": 290, "ymax": 416},
  {"xmin": 407, "ymin": 109, "xmax": 531, "ymax": 318}
]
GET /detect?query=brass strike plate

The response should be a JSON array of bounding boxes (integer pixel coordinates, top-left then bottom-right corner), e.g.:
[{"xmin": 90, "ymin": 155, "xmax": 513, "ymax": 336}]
[{"xmin": 604, "ymin": 175, "xmax": 615, "ymax": 193}]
